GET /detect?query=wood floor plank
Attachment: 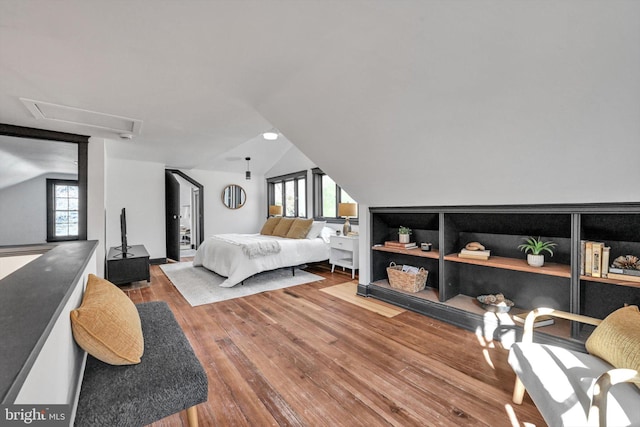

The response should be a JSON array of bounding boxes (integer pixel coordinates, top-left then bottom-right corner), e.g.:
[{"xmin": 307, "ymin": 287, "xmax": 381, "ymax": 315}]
[{"xmin": 130, "ymin": 262, "xmax": 546, "ymax": 427}]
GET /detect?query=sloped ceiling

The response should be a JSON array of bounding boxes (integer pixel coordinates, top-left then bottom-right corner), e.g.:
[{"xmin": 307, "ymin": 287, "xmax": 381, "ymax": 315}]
[
  {"xmin": 0, "ymin": 135, "xmax": 77, "ymax": 189},
  {"xmin": 1, "ymin": 1, "xmax": 638, "ymax": 206}
]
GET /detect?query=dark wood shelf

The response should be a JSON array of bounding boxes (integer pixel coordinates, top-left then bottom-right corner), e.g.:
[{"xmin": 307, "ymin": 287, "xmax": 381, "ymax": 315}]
[
  {"xmin": 444, "ymin": 254, "xmax": 571, "ymax": 278},
  {"xmin": 372, "ymin": 245, "xmax": 440, "ymax": 259},
  {"xmin": 580, "ymin": 275, "xmax": 640, "ymax": 289}
]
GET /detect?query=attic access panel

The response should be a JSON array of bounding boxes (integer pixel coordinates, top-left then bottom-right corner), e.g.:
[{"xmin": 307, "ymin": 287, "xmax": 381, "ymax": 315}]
[{"xmin": 21, "ymin": 98, "xmax": 143, "ymax": 136}]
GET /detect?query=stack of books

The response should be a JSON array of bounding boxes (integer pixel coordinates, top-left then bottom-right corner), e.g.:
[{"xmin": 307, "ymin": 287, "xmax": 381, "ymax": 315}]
[
  {"xmin": 512, "ymin": 313, "xmax": 555, "ymax": 327},
  {"xmin": 384, "ymin": 241, "xmax": 418, "ymax": 250},
  {"xmin": 607, "ymin": 267, "xmax": 640, "ymax": 283},
  {"xmin": 581, "ymin": 241, "xmax": 610, "ymax": 278},
  {"xmin": 458, "ymin": 248, "xmax": 490, "ymax": 260}
]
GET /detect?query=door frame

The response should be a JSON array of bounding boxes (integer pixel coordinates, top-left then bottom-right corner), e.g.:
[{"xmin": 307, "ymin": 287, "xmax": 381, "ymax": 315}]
[{"xmin": 165, "ymin": 169, "xmax": 205, "ymax": 248}]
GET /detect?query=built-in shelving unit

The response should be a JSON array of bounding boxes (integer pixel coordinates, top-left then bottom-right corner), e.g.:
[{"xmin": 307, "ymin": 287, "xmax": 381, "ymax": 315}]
[{"xmin": 361, "ymin": 203, "xmax": 640, "ymax": 351}]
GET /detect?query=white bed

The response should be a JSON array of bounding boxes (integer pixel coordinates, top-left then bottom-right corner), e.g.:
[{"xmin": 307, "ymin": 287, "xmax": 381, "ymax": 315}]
[{"xmin": 192, "ymin": 233, "xmax": 331, "ymax": 287}]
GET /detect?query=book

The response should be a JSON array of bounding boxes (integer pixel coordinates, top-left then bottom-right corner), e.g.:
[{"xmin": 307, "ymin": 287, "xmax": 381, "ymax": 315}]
[
  {"xmin": 585, "ymin": 242, "xmax": 593, "ymax": 275},
  {"xmin": 460, "ymin": 248, "xmax": 491, "ymax": 257},
  {"xmin": 458, "ymin": 252, "xmax": 489, "ymax": 260},
  {"xmin": 591, "ymin": 242, "xmax": 603, "ymax": 278},
  {"xmin": 384, "ymin": 241, "xmax": 417, "ymax": 249},
  {"xmin": 608, "ymin": 267, "xmax": 640, "ymax": 277},
  {"xmin": 602, "ymin": 247, "xmax": 610, "ymax": 277},
  {"xmin": 580, "ymin": 240, "xmax": 586, "ymax": 275},
  {"xmin": 607, "ymin": 272, "xmax": 640, "ymax": 283},
  {"xmin": 512, "ymin": 313, "xmax": 555, "ymax": 327}
]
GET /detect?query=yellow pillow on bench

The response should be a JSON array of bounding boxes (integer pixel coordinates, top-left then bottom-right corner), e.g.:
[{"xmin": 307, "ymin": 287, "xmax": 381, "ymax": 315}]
[
  {"xmin": 586, "ymin": 305, "xmax": 640, "ymax": 375},
  {"xmin": 70, "ymin": 274, "xmax": 144, "ymax": 365}
]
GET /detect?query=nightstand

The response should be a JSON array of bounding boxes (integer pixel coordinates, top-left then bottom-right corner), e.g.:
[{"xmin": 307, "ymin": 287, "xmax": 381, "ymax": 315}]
[{"xmin": 329, "ymin": 235, "xmax": 359, "ymax": 279}]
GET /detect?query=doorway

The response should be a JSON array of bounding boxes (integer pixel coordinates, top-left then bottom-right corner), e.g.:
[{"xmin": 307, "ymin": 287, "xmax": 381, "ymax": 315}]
[{"xmin": 165, "ymin": 169, "xmax": 204, "ymax": 262}]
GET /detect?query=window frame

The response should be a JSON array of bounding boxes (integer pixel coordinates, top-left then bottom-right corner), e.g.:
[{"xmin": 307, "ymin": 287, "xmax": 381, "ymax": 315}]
[
  {"xmin": 312, "ymin": 168, "xmax": 358, "ymax": 224},
  {"xmin": 46, "ymin": 178, "xmax": 80, "ymax": 242},
  {"xmin": 266, "ymin": 170, "xmax": 307, "ymax": 218}
]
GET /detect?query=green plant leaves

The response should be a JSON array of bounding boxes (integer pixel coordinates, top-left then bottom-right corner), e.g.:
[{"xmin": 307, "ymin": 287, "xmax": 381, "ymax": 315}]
[{"xmin": 518, "ymin": 236, "xmax": 556, "ymax": 256}]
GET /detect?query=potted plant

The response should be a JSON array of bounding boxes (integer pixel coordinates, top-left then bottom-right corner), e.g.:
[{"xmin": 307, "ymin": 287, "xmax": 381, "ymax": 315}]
[
  {"xmin": 398, "ymin": 226, "xmax": 412, "ymax": 243},
  {"xmin": 518, "ymin": 236, "xmax": 557, "ymax": 267}
]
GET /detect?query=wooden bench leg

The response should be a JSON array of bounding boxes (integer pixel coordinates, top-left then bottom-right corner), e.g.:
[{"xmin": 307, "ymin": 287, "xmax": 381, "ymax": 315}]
[
  {"xmin": 512, "ymin": 376, "xmax": 525, "ymax": 404},
  {"xmin": 186, "ymin": 405, "xmax": 199, "ymax": 427}
]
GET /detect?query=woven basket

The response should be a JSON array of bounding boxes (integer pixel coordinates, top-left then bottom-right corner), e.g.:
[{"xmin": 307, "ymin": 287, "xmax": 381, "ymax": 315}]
[{"xmin": 387, "ymin": 262, "xmax": 428, "ymax": 292}]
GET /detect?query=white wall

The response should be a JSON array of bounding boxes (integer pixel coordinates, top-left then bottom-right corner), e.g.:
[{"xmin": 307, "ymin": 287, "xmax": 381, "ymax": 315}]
[
  {"xmin": 0, "ymin": 173, "xmax": 76, "ymax": 246},
  {"xmin": 105, "ymin": 157, "xmax": 166, "ymax": 259},
  {"xmin": 186, "ymin": 169, "xmax": 266, "ymax": 236},
  {"xmin": 87, "ymin": 137, "xmax": 107, "ymax": 276}
]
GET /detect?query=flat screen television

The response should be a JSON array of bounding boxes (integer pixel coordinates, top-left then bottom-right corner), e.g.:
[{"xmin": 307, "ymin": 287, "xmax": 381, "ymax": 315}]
[{"xmin": 118, "ymin": 207, "xmax": 131, "ymax": 257}]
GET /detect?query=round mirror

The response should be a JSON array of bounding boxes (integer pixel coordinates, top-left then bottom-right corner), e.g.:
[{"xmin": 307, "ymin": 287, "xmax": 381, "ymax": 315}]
[{"xmin": 222, "ymin": 184, "xmax": 246, "ymax": 209}]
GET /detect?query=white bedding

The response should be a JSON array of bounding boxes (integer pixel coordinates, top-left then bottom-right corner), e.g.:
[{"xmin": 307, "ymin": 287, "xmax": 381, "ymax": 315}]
[{"xmin": 193, "ymin": 233, "xmax": 330, "ymax": 287}]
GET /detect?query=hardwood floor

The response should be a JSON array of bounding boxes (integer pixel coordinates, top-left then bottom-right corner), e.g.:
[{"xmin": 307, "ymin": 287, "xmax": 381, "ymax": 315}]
[{"xmin": 125, "ymin": 262, "xmax": 546, "ymax": 427}]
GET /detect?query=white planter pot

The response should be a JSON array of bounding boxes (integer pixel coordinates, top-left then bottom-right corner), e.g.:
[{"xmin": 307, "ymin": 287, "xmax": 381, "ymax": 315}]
[
  {"xmin": 527, "ymin": 254, "xmax": 545, "ymax": 267},
  {"xmin": 399, "ymin": 234, "xmax": 410, "ymax": 243}
]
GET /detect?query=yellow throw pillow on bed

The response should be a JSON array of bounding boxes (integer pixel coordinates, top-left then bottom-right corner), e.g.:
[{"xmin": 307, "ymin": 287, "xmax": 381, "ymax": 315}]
[
  {"xmin": 286, "ymin": 218, "xmax": 314, "ymax": 239},
  {"xmin": 585, "ymin": 305, "xmax": 640, "ymax": 376},
  {"xmin": 272, "ymin": 217, "xmax": 295, "ymax": 237},
  {"xmin": 260, "ymin": 217, "xmax": 281, "ymax": 235},
  {"xmin": 70, "ymin": 274, "xmax": 144, "ymax": 365}
]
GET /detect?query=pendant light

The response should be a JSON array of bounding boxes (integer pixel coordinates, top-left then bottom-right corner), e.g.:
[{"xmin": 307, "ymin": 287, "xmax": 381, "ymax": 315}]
[{"xmin": 245, "ymin": 157, "xmax": 251, "ymax": 180}]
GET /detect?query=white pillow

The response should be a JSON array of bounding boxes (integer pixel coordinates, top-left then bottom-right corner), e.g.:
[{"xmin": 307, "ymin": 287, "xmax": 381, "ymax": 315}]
[
  {"xmin": 319, "ymin": 226, "xmax": 337, "ymax": 243},
  {"xmin": 306, "ymin": 221, "xmax": 326, "ymax": 239}
]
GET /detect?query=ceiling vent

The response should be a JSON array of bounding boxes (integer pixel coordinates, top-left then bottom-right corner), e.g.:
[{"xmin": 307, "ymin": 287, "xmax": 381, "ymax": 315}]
[{"xmin": 20, "ymin": 98, "xmax": 143, "ymax": 136}]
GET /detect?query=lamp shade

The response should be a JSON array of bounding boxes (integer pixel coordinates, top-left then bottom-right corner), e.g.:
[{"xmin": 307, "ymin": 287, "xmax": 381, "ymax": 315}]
[
  {"xmin": 338, "ymin": 203, "xmax": 357, "ymax": 218},
  {"xmin": 269, "ymin": 205, "xmax": 283, "ymax": 216}
]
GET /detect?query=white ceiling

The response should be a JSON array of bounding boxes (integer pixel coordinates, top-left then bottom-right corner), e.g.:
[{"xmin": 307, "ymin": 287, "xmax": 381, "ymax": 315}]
[{"xmin": 1, "ymin": 1, "xmax": 638, "ymax": 206}]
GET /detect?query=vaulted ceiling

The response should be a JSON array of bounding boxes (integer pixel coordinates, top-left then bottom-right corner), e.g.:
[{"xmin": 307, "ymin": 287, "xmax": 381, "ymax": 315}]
[{"xmin": 1, "ymin": 1, "xmax": 638, "ymax": 206}]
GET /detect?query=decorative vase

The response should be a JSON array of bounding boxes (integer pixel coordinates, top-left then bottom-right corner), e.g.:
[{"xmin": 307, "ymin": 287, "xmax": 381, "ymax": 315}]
[
  {"xmin": 343, "ymin": 217, "xmax": 351, "ymax": 236},
  {"xmin": 527, "ymin": 254, "xmax": 544, "ymax": 267},
  {"xmin": 399, "ymin": 234, "xmax": 410, "ymax": 243}
]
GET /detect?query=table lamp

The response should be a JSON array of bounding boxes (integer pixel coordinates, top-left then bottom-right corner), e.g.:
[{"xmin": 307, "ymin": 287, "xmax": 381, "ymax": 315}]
[
  {"xmin": 338, "ymin": 203, "xmax": 357, "ymax": 236},
  {"xmin": 269, "ymin": 205, "xmax": 283, "ymax": 217}
]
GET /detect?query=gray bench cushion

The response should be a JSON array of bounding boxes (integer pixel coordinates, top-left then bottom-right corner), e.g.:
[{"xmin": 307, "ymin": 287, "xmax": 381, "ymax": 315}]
[
  {"xmin": 509, "ymin": 342, "xmax": 640, "ymax": 427},
  {"xmin": 75, "ymin": 301, "xmax": 208, "ymax": 426}
]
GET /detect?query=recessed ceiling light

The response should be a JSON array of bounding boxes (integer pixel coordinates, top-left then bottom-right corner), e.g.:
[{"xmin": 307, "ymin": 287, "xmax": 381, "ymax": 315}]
[{"xmin": 262, "ymin": 131, "xmax": 278, "ymax": 141}]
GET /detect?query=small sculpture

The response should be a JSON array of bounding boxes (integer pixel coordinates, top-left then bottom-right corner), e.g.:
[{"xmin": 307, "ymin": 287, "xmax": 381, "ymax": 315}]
[
  {"xmin": 612, "ymin": 255, "xmax": 640, "ymax": 270},
  {"xmin": 465, "ymin": 241, "xmax": 485, "ymax": 251}
]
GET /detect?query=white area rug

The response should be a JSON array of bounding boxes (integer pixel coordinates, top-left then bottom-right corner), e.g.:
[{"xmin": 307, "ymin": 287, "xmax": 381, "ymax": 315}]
[{"xmin": 159, "ymin": 262, "xmax": 324, "ymax": 307}]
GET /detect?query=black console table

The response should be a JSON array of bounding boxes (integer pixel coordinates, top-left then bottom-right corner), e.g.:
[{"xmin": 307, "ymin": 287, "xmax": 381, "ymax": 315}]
[{"xmin": 107, "ymin": 245, "xmax": 150, "ymax": 285}]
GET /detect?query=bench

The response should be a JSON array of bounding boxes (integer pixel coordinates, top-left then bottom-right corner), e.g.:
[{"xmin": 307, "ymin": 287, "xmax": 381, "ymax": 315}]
[
  {"xmin": 508, "ymin": 307, "xmax": 640, "ymax": 427},
  {"xmin": 75, "ymin": 301, "xmax": 208, "ymax": 426}
]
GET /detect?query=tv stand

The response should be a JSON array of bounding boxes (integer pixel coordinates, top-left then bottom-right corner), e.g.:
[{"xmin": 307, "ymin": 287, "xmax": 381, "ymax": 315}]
[{"xmin": 106, "ymin": 245, "xmax": 150, "ymax": 285}]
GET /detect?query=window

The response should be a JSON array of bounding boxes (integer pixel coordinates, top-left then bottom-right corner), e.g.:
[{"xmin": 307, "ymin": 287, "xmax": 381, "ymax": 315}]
[
  {"xmin": 46, "ymin": 179, "xmax": 79, "ymax": 242},
  {"xmin": 312, "ymin": 168, "xmax": 358, "ymax": 223},
  {"xmin": 267, "ymin": 171, "xmax": 307, "ymax": 217}
]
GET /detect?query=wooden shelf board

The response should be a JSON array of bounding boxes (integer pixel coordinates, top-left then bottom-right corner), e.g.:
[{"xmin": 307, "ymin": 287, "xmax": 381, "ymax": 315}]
[
  {"xmin": 370, "ymin": 279, "xmax": 440, "ymax": 300},
  {"xmin": 369, "ymin": 279, "xmax": 571, "ymax": 340},
  {"xmin": 444, "ymin": 254, "xmax": 571, "ymax": 278},
  {"xmin": 372, "ymin": 245, "xmax": 440, "ymax": 259},
  {"xmin": 581, "ymin": 275, "xmax": 640, "ymax": 289}
]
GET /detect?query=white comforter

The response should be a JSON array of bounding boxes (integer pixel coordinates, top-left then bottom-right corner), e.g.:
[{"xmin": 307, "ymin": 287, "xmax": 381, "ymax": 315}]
[{"xmin": 193, "ymin": 233, "xmax": 330, "ymax": 287}]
